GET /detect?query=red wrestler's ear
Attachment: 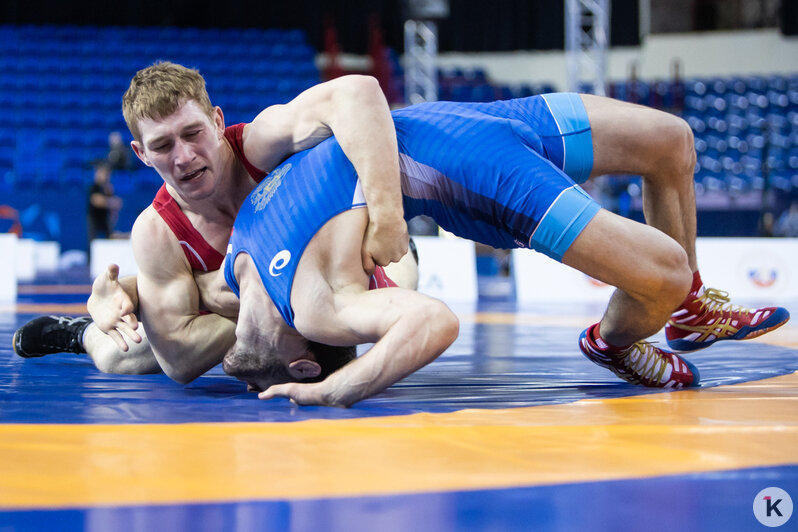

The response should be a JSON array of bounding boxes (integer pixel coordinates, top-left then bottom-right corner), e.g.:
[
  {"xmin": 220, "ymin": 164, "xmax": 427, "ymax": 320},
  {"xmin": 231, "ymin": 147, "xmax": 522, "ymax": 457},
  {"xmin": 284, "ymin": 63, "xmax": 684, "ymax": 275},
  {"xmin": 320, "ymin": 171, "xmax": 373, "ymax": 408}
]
[
  {"xmin": 287, "ymin": 358, "xmax": 321, "ymax": 380},
  {"xmin": 130, "ymin": 141, "xmax": 152, "ymax": 167},
  {"xmin": 213, "ymin": 106, "xmax": 225, "ymax": 138}
]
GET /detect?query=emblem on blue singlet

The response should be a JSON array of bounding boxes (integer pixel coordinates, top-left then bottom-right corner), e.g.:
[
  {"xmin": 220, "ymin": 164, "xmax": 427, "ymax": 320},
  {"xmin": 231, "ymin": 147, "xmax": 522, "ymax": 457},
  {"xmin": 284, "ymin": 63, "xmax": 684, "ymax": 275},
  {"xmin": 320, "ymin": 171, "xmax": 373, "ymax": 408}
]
[
  {"xmin": 268, "ymin": 249, "xmax": 291, "ymax": 277},
  {"xmin": 252, "ymin": 163, "xmax": 291, "ymax": 212}
]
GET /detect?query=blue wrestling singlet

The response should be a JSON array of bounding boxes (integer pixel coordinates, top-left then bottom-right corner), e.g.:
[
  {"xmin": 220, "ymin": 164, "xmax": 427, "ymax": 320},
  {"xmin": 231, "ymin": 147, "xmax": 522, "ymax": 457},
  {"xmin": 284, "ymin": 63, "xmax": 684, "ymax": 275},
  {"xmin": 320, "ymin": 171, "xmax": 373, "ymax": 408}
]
[
  {"xmin": 225, "ymin": 93, "xmax": 602, "ymax": 327},
  {"xmin": 224, "ymin": 137, "xmax": 365, "ymax": 327},
  {"xmin": 392, "ymin": 93, "xmax": 599, "ymax": 255}
]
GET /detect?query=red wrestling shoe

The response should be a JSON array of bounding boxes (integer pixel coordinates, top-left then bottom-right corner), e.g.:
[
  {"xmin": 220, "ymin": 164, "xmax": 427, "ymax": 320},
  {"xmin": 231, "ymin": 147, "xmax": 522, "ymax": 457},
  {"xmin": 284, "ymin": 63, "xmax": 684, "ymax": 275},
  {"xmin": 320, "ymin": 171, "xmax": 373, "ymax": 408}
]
[
  {"xmin": 666, "ymin": 287, "xmax": 790, "ymax": 352},
  {"xmin": 579, "ymin": 324, "xmax": 700, "ymax": 388}
]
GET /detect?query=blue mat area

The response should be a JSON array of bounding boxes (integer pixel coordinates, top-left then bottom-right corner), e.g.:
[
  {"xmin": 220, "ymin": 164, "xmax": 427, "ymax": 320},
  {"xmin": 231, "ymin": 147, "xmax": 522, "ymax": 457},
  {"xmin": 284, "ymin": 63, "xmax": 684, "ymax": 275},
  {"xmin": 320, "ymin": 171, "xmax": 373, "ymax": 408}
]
[
  {"xmin": 3, "ymin": 311, "xmax": 798, "ymax": 424},
  {"xmin": 2, "ymin": 465, "xmax": 796, "ymax": 532}
]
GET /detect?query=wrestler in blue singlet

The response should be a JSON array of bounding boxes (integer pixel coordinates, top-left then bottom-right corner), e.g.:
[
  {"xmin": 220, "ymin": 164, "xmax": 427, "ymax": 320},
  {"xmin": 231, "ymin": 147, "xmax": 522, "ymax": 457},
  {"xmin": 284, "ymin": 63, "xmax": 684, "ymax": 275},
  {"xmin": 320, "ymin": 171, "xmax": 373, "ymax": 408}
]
[{"xmin": 225, "ymin": 93, "xmax": 601, "ymax": 327}]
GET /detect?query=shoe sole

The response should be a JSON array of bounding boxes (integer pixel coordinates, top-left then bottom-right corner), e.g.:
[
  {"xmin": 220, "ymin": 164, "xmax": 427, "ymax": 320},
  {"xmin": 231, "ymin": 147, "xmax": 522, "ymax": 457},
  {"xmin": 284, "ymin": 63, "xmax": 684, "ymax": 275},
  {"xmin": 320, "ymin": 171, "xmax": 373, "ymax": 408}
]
[
  {"xmin": 680, "ymin": 356, "xmax": 701, "ymax": 387},
  {"xmin": 11, "ymin": 329, "xmax": 21, "ymax": 357},
  {"xmin": 667, "ymin": 308, "xmax": 791, "ymax": 353},
  {"xmin": 12, "ymin": 329, "xmax": 28, "ymax": 358}
]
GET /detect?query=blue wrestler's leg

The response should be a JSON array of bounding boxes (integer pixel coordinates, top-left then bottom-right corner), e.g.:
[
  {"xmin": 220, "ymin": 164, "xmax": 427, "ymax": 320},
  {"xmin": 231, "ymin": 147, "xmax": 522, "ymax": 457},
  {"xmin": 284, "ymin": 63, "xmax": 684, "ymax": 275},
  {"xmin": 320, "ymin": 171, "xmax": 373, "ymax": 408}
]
[
  {"xmin": 563, "ymin": 209, "xmax": 699, "ymax": 388},
  {"xmin": 580, "ymin": 94, "xmax": 698, "ymax": 270},
  {"xmin": 531, "ymin": 92, "xmax": 696, "ymax": 266},
  {"xmin": 581, "ymin": 94, "xmax": 789, "ymax": 352},
  {"xmin": 563, "ymin": 209, "xmax": 691, "ymax": 344},
  {"xmin": 488, "ymin": 130, "xmax": 699, "ymax": 387}
]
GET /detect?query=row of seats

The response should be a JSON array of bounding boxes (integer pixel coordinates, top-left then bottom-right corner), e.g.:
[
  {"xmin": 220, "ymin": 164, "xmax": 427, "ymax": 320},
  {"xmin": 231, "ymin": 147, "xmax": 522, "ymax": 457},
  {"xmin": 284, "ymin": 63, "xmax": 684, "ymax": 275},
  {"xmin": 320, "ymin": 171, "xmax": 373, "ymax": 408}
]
[
  {"xmin": 2, "ymin": 59, "xmax": 318, "ymax": 84},
  {"xmin": 435, "ymin": 67, "xmax": 797, "ymax": 194},
  {"xmin": 6, "ymin": 44, "xmax": 315, "ymax": 68},
  {"xmin": 687, "ymin": 75, "xmax": 798, "ymax": 96},
  {"xmin": 603, "ymin": 74, "xmax": 798, "ymax": 194},
  {"xmin": 0, "ymin": 78, "xmax": 318, "ymax": 111},
  {"xmin": 608, "ymin": 74, "xmax": 798, "ymax": 105},
  {"xmin": 436, "ymin": 67, "xmax": 556, "ymax": 103},
  {"xmin": 0, "ymin": 24, "xmax": 308, "ymax": 46},
  {"xmin": 0, "ymin": 25, "xmax": 319, "ymax": 190},
  {"xmin": 2, "ymin": 23, "xmax": 798, "ymax": 196},
  {"xmin": 684, "ymin": 79, "xmax": 798, "ymax": 192}
]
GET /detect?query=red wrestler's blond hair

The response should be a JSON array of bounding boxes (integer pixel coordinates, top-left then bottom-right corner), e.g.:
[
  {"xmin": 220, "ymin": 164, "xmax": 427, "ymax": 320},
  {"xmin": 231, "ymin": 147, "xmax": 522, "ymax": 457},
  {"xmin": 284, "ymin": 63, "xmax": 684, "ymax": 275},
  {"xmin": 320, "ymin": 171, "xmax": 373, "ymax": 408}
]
[{"xmin": 122, "ymin": 61, "xmax": 215, "ymax": 142}]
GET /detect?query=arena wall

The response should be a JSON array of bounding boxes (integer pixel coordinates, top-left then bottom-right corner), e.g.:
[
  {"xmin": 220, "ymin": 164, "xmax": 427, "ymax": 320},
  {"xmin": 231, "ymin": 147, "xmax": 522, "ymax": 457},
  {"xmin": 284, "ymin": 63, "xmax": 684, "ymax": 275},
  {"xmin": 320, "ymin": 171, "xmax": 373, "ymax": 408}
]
[{"xmin": 370, "ymin": 29, "xmax": 798, "ymax": 90}]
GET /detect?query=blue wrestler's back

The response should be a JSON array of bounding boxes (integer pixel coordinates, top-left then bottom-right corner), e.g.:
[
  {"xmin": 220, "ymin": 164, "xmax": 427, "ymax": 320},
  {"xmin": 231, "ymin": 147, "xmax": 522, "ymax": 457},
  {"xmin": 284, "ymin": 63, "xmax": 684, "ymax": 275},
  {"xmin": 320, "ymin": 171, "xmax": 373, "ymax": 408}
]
[{"xmin": 226, "ymin": 97, "xmax": 599, "ymax": 325}]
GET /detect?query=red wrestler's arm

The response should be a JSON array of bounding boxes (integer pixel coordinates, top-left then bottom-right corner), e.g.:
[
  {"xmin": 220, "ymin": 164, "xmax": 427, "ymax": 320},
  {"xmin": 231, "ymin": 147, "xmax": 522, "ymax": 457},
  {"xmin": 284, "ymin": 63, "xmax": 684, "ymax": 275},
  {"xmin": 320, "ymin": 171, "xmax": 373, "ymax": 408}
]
[
  {"xmin": 243, "ymin": 75, "xmax": 408, "ymax": 271},
  {"xmin": 131, "ymin": 207, "xmax": 236, "ymax": 384},
  {"xmin": 260, "ymin": 288, "xmax": 459, "ymax": 408}
]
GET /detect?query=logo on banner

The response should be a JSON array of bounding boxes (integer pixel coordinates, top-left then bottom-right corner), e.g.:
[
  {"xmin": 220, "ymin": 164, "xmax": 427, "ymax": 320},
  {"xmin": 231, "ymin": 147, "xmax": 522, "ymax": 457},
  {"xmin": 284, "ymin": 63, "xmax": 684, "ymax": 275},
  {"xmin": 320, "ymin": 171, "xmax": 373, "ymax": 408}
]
[
  {"xmin": 748, "ymin": 268, "xmax": 778, "ymax": 287},
  {"xmin": 420, "ymin": 273, "xmax": 444, "ymax": 292},
  {"xmin": 738, "ymin": 252, "xmax": 785, "ymax": 291}
]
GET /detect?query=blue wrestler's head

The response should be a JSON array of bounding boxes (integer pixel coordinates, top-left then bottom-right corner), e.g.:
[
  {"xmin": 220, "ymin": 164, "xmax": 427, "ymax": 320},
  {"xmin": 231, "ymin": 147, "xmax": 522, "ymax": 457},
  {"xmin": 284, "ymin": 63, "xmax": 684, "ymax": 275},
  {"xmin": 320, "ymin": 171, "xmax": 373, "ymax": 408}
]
[{"xmin": 223, "ymin": 341, "xmax": 356, "ymax": 393}]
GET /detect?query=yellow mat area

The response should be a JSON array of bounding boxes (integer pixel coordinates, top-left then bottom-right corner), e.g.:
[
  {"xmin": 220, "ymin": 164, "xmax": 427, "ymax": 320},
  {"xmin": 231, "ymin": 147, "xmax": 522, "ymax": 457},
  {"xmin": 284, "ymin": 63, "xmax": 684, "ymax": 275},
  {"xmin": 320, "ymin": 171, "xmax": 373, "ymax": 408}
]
[{"xmin": 1, "ymin": 372, "xmax": 796, "ymax": 509}]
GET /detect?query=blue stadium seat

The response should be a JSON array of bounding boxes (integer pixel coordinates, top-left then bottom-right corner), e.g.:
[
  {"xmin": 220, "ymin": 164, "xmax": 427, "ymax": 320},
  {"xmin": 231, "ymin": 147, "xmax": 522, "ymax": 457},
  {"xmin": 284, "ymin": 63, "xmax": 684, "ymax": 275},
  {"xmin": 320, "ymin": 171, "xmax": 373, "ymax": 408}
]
[
  {"xmin": 706, "ymin": 116, "xmax": 728, "ymax": 133},
  {"xmin": 450, "ymin": 85, "xmax": 474, "ymax": 102},
  {"xmin": 262, "ymin": 28, "xmax": 283, "ymax": 44},
  {"xmin": 513, "ymin": 84, "xmax": 536, "ymax": 98},
  {"xmin": 496, "ymin": 86, "xmax": 513, "ymax": 101},
  {"xmin": 685, "ymin": 79, "xmax": 707, "ymax": 96},
  {"xmin": 708, "ymin": 78, "xmax": 728, "ymax": 95}
]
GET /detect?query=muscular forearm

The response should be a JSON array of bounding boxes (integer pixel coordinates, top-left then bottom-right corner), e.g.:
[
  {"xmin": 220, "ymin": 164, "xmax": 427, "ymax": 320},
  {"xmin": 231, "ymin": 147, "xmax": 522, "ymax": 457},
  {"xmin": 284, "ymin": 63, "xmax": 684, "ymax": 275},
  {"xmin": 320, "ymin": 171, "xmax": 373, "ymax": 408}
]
[
  {"xmin": 329, "ymin": 76, "xmax": 403, "ymax": 224},
  {"xmin": 148, "ymin": 313, "xmax": 236, "ymax": 384},
  {"xmin": 320, "ymin": 304, "xmax": 458, "ymax": 407}
]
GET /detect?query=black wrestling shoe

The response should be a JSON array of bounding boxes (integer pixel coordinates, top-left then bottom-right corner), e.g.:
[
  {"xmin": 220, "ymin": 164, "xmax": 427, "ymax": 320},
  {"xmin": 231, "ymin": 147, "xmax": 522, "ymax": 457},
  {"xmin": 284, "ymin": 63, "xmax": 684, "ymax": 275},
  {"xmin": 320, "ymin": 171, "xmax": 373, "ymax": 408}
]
[{"xmin": 12, "ymin": 316, "xmax": 91, "ymax": 358}]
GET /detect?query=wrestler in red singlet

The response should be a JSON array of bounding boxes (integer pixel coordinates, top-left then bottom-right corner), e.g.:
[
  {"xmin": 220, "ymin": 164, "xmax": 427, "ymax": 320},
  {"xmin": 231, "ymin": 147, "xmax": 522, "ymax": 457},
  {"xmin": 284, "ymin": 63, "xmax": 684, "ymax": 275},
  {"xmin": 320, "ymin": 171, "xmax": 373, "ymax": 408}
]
[{"xmin": 152, "ymin": 123, "xmax": 396, "ymax": 286}]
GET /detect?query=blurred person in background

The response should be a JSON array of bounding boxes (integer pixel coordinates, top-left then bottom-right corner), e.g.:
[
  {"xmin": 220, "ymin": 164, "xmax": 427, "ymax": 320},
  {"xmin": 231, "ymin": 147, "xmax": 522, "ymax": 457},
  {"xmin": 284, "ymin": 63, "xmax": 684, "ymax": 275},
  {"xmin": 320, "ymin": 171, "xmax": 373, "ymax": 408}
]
[
  {"xmin": 106, "ymin": 131, "xmax": 132, "ymax": 170},
  {"xmin": 87, "ymin": 162, "xmax": 122, "ymax": 254}
]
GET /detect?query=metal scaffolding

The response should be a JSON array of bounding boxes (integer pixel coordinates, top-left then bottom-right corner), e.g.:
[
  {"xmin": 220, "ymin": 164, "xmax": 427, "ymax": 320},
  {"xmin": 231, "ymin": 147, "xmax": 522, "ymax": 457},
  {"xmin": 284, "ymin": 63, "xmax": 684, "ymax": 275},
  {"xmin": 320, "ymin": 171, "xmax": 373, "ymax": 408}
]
[
  {"xmin": 565, "ymin": 0, "xmax": 610, "ymax": 96},
  {"xmin": 404, "ymin": 19, "xmax": 439, "ymax": 105}
]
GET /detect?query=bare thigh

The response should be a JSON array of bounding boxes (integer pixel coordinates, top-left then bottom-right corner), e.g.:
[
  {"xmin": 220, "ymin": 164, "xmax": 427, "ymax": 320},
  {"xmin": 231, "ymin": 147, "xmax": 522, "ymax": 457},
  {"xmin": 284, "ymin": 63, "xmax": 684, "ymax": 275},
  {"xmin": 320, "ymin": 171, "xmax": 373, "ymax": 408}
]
[
  {"xmin": 562, "ymin": 208, "xmax": 689, "ymax": 303},
  {"xmin": 581, "ymin": 94, "xmax": 693, "ymax": 178}
]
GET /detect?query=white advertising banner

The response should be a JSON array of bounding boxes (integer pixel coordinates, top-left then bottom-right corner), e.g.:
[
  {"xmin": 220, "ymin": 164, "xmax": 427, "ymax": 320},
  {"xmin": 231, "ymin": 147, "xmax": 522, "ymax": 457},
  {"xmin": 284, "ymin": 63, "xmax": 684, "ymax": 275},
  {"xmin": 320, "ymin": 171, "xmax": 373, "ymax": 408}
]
[
  {"xmin": 33, "ymin": 241, "xmax": 60, "ymax": 273},
  {"xmin": 513, "ymin": 248, "xmax": 614, "ymax": 303},
  {"xmin": 90, "ymin": 239, "xmax": 138, "ymax": 279},
  {"xmin": 0, "ymin": 233, "xmax": 18, "ymax": 302},
  {"xmin": 414, "ymin": 236, "xmax": 478, "ymax": 303},
  {"xmin": 15, "ymin": 238, "xmax": 36, "ymax": 282},
  {"xmin": 514, "ymin": 237, "xmax": 798, "ymax": 303},
  {"xmin": 693, "ymin": 238, "xmax": 798, "ymax": 300}
]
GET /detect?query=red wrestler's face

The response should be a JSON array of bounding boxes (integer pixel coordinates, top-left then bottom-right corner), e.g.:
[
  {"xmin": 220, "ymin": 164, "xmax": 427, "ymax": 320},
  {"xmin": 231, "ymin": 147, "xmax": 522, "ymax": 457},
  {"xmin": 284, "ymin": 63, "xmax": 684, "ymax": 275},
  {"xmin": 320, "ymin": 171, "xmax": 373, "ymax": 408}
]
[{"xmin": 131, "ymin": 99, "xmax": 226, "ymax": 201}]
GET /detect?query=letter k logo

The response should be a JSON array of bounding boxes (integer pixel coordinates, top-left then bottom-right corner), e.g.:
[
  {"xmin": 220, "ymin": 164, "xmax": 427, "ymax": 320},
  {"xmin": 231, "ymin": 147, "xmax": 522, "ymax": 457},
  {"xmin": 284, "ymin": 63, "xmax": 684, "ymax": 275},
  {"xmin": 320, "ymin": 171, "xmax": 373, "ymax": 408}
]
[
  {"xmin": 754, "ymin": 487, "xmax": 792, "ymax": 527},
  {"xmin": 765, "ymin": 496, "xmax": 783, "ymax": 518}
]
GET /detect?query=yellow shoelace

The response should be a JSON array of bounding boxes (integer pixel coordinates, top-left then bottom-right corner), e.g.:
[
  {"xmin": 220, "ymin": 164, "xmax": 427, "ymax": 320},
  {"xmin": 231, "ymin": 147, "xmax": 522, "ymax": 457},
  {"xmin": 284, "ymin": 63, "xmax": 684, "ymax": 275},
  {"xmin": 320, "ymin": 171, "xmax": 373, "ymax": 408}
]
[
  {"xmin": 618, "ymin": 341, "xmax": 669, "ymax": 385},
  {"xmin": 695, "ymin": 287, "xmax": 749, "ymax": 316}
]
